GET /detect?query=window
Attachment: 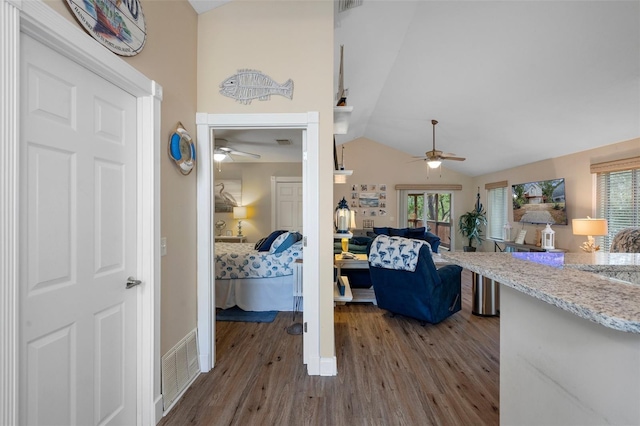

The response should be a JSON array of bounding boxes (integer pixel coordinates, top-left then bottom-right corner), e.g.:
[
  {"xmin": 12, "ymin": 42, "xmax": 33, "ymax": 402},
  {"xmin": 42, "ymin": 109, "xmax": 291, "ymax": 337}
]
[
  {"xmin": 596, "ymin": 168, "xmax": 640, "ymax": 251},
  {"xmin": 486, "ymin": 181, "xmax": 508, "ymax": 240},
  {"xmin": 396, "ymin": 184, "xmax": 462, "ymax": 250},
  {"xmin": 407, "ymin": 193, "xmax": 424, "ymax": 228}
]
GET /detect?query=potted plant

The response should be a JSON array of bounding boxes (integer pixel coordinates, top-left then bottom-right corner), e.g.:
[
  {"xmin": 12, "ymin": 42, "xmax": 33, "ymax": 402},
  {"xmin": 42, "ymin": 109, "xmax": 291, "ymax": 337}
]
[{"xmin": 458, "ymin": 191, "xmax": 488, "ymax": 251}]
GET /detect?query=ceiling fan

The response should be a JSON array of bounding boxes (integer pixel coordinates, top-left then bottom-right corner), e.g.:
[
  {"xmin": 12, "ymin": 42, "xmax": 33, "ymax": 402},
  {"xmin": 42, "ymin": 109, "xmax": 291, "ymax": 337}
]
[
  {"xmin": 417, "ymin": 119, "xmax": 466, "ymax": 169},
  {"xmin": 213, "ymin": 138, "xmax": 261, "ymax": 162}
]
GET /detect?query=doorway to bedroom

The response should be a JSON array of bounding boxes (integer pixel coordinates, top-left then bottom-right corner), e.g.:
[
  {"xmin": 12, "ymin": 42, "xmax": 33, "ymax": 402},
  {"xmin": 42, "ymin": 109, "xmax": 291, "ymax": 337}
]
[
  {"xmin": 195, "ymin": 112, "xmax": 322, "ymax": 376},
  {"xmin": 211, "ymin": 130, "xmax": 303, "ymax": 314}
]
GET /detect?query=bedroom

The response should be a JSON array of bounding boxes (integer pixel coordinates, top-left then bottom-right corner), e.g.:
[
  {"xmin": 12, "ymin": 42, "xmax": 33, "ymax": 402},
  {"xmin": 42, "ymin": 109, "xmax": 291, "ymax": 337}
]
[{"xmin": 211, "ymin": 128, "xmax": 304, "ymax": 313}]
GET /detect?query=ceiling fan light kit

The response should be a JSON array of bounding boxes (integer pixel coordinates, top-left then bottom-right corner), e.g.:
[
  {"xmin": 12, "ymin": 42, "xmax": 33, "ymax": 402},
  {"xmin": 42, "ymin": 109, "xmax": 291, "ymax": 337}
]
[{"xmin": 418, "ymin": 119, "xmax": 466, "ymax": 172}]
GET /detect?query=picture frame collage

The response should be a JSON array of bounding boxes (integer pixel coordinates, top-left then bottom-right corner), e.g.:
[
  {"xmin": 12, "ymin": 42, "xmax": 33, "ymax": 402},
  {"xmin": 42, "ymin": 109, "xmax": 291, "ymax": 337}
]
[{"xmin": 349, "ymin": 183, "xmax": 388, "ymax": 217}]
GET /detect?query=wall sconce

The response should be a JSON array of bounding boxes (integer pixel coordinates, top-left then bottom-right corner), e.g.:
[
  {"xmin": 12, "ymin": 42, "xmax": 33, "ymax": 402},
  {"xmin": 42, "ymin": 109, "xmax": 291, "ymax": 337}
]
[
  {"xmin": 572, "ymin": 217, "xmax": 608, "ymax": 252},
  {"xmin": 233, "ymin": 206, "xmax": 247, "ymax": 237}
]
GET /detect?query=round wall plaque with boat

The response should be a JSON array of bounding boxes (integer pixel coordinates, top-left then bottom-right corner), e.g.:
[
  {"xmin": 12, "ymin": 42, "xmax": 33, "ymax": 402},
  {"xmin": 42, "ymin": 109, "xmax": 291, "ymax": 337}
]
[{"xmin": 65, "ymin": 0, "xmax": 147, "ymax": 56}]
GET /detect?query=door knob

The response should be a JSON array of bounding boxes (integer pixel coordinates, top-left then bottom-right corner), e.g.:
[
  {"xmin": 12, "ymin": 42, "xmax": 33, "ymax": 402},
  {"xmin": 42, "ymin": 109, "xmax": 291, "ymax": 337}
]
[{"xmin": 126, "ymin": 276, "xmax": 142, "ymax": 289}]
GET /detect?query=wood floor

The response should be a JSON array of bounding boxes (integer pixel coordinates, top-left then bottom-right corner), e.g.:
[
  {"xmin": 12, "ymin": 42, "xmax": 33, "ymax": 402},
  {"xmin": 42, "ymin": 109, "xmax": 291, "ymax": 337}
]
[{"xmin": 159, "ymin": 275, "xmax": 500, "ymax": 425}]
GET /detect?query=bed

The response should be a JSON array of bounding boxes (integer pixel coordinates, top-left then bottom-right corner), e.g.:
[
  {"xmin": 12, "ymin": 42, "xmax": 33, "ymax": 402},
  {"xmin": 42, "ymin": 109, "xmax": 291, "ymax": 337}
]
[{"xmin": 214, "ymin": 234, "xmax": 303, "ymax": 312}]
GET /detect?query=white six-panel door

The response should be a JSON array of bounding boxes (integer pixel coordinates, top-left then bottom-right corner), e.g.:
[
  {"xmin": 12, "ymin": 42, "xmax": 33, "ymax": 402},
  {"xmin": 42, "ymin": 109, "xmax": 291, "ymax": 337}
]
[
  {"xmin": 19, "ymin": 34, "xmax": 138, "ymax": 425},
  {"xmin": 273, "ymin": 179, "xmax": 303, "ymax": 233}
]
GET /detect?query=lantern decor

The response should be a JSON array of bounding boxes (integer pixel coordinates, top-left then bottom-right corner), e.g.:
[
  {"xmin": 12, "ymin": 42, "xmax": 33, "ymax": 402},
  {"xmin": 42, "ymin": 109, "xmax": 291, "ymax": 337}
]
[
  {"xmin": 503, "ymin": 222, "xmax": 513, "ymax": 241},
  {"xmin": 334, "ymin": 197, "xmax": 352, "ymax": 234},
  {"xmin": 541, "ymin": 223, "xmax": 555, "ymax": 250}
]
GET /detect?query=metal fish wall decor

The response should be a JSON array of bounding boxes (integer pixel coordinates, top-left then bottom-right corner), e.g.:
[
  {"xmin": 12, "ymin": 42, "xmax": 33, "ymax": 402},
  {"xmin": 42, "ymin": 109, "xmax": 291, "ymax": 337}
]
[{"xmin": 219, "ymin": 69, "xmax": 294, "ymax": 105}]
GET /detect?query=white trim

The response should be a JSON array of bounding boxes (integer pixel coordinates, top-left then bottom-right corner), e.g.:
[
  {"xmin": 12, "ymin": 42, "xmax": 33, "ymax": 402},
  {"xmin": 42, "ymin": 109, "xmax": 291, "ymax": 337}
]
[
  {"xmin": 320, "ymin": 356, "xmax": 338, "ymax": 376},
  {"xmin": 0, "ymin": 1, "xmax": 161, "ymax": 424},
  {"xmin": 0, "ymin": 1, "xmax": 20, "ymax": 424},
  {"xmin": 270, "ymin": 176, "xmax": 303, "ymax": 231},
  {"xmin": 196, "ymin": 112, "xmax": 324, "ymax": 375}
]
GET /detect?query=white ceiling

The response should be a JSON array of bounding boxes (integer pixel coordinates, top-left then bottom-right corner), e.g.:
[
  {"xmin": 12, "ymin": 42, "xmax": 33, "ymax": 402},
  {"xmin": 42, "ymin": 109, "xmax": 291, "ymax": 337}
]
[{"xmin": 192, "ymin": 1, "xmax": 640, "ymax": 177}]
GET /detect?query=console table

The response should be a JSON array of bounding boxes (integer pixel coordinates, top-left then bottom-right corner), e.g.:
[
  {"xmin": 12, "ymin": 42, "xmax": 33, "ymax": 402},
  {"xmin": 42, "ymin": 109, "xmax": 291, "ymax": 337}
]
[
  {"xmin": 489, "ymin": 238, "xmax": 566, "ymax": 253},
  {"xmin": 334, "ymin": 254, "xmax": 377, "ymax": 304}
]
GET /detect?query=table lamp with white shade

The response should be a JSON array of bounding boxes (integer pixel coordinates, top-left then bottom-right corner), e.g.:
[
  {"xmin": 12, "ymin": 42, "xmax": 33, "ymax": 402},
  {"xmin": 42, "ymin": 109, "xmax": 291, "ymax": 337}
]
[
  {"xmin": 572, "ymin": 217, "xmax": 608, "ymax": 252},
  {"xmin": 233, "ymin": 206, "xmax": 247, "ymax": 237}
]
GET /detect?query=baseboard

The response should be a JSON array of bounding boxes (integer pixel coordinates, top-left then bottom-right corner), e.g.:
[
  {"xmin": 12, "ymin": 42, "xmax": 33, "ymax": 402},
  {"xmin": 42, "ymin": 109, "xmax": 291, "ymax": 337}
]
[
  {"xmin": 154, "ymin": 395, "xmax": 164, "ymax": 424},
  {"xmin": 320, "ymin": 356, "xmax": 338, "ymax": 376}
]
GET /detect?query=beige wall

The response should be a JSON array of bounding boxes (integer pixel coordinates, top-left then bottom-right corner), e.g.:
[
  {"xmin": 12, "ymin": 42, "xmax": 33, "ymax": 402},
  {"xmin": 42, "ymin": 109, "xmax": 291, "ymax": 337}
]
[
  {"xmin": 215, "ymin": 162, "xmax": 302, "ymax": 242},
  {"xmin": 197, "ymin": 2, "xmax": 336, "ymax": 359},
  {"xmin": 334, "ymin": 138, "xmax": 475, "ymax": 251},
  {"xmin": 45, "ymin": 0, "xmax": 199, "ymax": 355},
  {"xmin": 472, "ymin": 137, "xmax": 640, "ymax": 253}
]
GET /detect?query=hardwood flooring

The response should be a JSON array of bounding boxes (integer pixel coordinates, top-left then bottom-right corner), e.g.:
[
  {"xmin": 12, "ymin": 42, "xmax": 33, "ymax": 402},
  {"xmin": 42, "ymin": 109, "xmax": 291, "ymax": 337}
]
[{"xmin": 159, "ymin": 274, "xmax": 500, "ymax": 425}]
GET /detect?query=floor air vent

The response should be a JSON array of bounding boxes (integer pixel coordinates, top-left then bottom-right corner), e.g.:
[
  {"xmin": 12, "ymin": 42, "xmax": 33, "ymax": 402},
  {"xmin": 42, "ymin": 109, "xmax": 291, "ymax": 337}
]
[{"xmin": 162, "ymin": 329, "xmax": 199, "ymax": 411}]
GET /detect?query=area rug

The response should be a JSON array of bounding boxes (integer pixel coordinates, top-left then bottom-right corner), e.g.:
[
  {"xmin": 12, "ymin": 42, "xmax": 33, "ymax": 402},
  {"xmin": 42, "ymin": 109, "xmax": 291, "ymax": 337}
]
[{"xmin": 216, "ymin": 306, "xmax": 278, "ymax": 323}]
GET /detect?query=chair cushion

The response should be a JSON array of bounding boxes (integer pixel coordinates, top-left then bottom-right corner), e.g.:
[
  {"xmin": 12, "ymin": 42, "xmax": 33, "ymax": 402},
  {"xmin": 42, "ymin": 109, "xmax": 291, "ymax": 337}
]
[{"xmin": 368, "ymin": 235, "xmax": 428, "ymax": 272}]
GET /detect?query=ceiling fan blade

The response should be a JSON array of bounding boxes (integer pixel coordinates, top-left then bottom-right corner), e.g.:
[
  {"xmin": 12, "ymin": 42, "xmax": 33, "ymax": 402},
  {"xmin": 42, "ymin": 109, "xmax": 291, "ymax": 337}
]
[
  {"xmin": 214, "ymin": 145, "xmax": 261, "ymax": 159},
  {"xmin": 443, "ymin": 156, "xmax": 466, "ymax": 161},
  {"xmin": 226, "ymin": 149, "xmax": 261, "ymax": 159}
]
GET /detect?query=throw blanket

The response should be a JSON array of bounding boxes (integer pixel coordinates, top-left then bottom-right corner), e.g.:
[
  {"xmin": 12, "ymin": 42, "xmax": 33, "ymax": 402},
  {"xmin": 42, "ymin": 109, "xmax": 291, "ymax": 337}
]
[{"xmin": 368, "ymin": 235, "xmax": 429, "ymax": 272}]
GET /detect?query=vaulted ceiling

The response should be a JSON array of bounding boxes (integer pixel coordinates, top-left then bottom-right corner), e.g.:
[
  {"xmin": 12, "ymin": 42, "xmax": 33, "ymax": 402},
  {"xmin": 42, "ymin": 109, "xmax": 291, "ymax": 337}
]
[{"xmin": 192, "ymin": 1, "xmax": 640, "ymax": 177}]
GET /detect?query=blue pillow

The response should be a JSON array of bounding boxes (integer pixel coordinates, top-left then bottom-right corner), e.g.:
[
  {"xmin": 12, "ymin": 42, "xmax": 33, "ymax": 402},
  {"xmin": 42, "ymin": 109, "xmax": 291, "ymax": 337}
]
[
  {"xmin": 273, "ymin": 232, "xmax": 302, "ymax": 253},
  {"xmin": 254, "ymin": 237, "xmax": 267, "ymax": 250},
  {"xmin": 373, "ymin": 227, "xmax": 390, "ymax": 235},
  {"xmin": 389, "ymin": 227, "xmax": 408, "ymax": 237},
  {"xmin": 422, "ymin": 231, "xmax": 441, "ymax": 253},
  {"xmin": 406, "ymin": 227, "xmax": 426, "ymax": 238},
  {"xmin": 256, "ymin": 230, "xmax": 287, "ymax": 252}
]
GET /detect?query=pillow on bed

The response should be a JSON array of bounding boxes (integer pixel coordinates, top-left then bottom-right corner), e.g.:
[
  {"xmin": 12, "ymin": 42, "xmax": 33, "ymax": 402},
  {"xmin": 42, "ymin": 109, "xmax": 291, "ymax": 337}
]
[
  {"xmin": 256, "ymin": 230, "xmax": 287, "ymax": 252},
  {"xmin": 271, "ymin": 232, "xmax": 303, "ymax": 254},
  {"xmin": 254, "ymin": 237, "xmax": 267, "ymax": 250}
]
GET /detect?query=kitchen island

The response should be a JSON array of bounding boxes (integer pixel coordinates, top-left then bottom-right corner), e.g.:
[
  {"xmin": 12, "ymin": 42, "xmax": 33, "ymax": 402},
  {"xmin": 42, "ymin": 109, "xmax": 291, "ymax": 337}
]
[{"xmin": 441, "ymin": 251, "xmax": 640, "ymax": 425}]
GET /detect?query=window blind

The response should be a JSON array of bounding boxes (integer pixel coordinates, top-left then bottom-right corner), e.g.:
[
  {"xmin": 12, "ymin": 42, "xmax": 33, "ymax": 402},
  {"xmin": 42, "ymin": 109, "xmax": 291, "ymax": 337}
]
[
  {"xmin": 596, "ymin": 168, "xmax": 640, "ymax": 251},
  {"xmin": 487, "ymin": 187, "xmax": 508, "ymax": 240}
]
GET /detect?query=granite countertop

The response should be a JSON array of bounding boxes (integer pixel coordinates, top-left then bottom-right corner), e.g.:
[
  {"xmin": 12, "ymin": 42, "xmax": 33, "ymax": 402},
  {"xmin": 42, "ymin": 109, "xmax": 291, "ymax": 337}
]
[{"xmin": 441, "ymin": 252, "xmax": 640, "ymax": 334}]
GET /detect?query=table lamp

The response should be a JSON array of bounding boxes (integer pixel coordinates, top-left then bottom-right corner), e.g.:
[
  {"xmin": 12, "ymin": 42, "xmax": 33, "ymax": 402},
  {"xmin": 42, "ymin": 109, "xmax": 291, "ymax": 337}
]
[
  {"xmin": 233, "ymin": 206, "xmax": 247, "ymax": 237},
  {"xmin": 341, "ymin": 212, "xmax": 357, "ymax": 252},
  {"xmin": 572, "ymin": 217, "xmax": 608, "ymax": 252}
]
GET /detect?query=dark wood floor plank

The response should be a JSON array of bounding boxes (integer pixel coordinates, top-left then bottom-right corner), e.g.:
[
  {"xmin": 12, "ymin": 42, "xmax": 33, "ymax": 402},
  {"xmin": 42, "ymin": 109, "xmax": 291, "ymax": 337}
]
[{"xmin": 159, "ymin": 277, "xmax": 499, "ymax": 425}]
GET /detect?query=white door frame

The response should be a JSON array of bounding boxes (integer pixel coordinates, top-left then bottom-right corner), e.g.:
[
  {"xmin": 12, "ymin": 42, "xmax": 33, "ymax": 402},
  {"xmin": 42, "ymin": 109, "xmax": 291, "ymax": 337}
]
[
  {"xmin": 196, "ymin": 112, "xmax": 321, "ymax": 373},
  {"xmin": 0, "ymin": 1, "xmax": 162, "ymax": 424}
]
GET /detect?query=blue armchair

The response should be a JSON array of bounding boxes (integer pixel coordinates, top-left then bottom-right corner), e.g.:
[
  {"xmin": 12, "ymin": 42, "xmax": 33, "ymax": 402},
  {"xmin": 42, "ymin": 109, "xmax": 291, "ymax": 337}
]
[{"xmin": 367, "ymin": 235, "xmax": 462, "ymax": 324}]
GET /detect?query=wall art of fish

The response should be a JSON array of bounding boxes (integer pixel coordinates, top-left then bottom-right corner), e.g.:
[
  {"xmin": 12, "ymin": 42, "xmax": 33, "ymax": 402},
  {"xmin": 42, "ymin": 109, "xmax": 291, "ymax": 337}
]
[{"xmin": 219, "ymin": 69, "xmax": 294, "ymax": 105}]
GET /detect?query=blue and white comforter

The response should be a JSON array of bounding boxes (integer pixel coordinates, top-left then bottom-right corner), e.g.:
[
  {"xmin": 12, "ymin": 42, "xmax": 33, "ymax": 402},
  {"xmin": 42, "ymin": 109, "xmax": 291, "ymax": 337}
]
[{"xmin": 215, "ymin": 242, "xmax": 303, "ymax": 279}]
